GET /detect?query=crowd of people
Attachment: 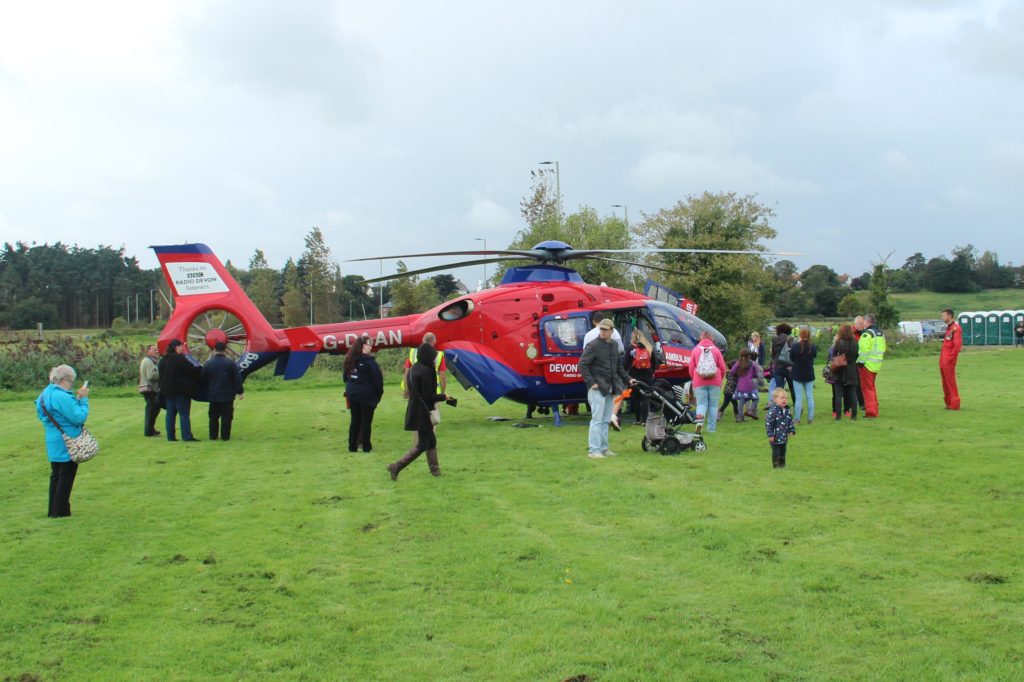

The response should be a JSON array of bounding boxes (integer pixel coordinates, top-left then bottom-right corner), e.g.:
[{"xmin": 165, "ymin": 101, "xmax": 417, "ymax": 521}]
[
  {"xmin": 35, "ymin": 308, "xmax": 965, "ymax": 516},
  {"xmin": 576, "ymin": 309, "xmax": 964, "ymax": 469}
]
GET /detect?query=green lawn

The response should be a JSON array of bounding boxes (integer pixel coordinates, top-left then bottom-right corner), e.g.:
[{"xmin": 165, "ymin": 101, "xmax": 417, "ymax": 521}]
[
  {"xmin": 891, "ymin": 289, "xmax": 1023, "ymax": 319},
  {"xmin": 1, "ymin": 349, "xmax": 1022, "ymax": 680}
]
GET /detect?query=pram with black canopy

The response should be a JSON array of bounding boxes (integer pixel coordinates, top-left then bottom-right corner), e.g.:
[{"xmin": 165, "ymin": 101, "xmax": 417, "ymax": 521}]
[{"xmin": 632, "ymin": 379, "xmax": 707, "ymax": 454}]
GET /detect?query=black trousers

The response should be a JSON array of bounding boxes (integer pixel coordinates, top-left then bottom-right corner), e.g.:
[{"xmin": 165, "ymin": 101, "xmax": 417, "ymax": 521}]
[
  {"xmin": 718, "ymin": 391, "xmax": 740, "ymax": 416},
  {"xmin": 834, "ymin": 384, "xmax": 858, "ymax": 418},
  {"xmin": 348, "ymin": 403, "xmax": 376, "ymax": 452},
  {"xmin": 142, "ymin": 391, "xmax": 161, "ymax": 435},
  {"xmin": 49, "ymin": 461, "xmax": 79, "ymax": 518},
  {"xmin": 771, "ymin": 443, "xmax": 787, "ymax": 468},
  {"xmin": 208, "ymin": 401, "xmax": 235, "ymax": 440}
]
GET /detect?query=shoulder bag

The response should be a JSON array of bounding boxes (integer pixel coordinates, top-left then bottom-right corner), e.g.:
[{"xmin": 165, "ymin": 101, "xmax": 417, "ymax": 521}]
[
  {"xmin": 40, "ymin": 400, "xmax": 99, "ymax": 463},
  {"xmin": 829, "ymin": 352, "xmax": 848, "ymax": 373},
  {"xmin": 417, "ymin": 394, "xmax": 441, "ymax": 426}
]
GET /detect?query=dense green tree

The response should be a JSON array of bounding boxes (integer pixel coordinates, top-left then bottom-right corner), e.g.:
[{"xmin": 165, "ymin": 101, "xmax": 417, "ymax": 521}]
[
  {"xmin": 431, "ymin": 274, "xmax": 460, "ymax": 299},
  {"xmin": 280, "ymin": 258, "xmax": 306, "ymax": 326},
  {"xmin": 799, "ymin": 264, "xmax": 843, "ymax": 316},
  {"xmin": 0, "ymin": 241, "xmax": 157, "ymax": 329},
  {"xmin": 633, "ymin": 191, "xmax": 777, "ymax": 346},
  {"xmin": 887, "ymin": 269, "xmax": 920, "ymax": 292},
  {"xmin": 390, "ymin": 262, "xmax": 439, "ymax": 316},
  {"xmin": 245, "ymin": 249, "xmax": 281, "ymax": 324},
  {"xmin": 973, "ymin": 250, "xmax": 1014, "ymax": 289},
  {"xmin": 298, "ymin": 227, "xmax": 337, "ymax": 323},
  {"xmin": 850, "ymin": 272, "xmax": 871, "ymax": 290},
  {"xmin": 923, "ymin": 256, "xmax": 975, "ymax": 293},
  {"xmin": 869, "ymin": 263, "xmax": 900, "ymax": 329},
  {"xmin": 838, "ymin": 293, "xmax": 865, "ymax": 318}
]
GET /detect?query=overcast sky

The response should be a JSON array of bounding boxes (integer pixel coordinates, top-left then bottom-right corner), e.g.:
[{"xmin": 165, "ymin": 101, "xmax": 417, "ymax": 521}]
[{"xmin": 1, "ymin": 0, "xmax": 1022, "ymax": 286}]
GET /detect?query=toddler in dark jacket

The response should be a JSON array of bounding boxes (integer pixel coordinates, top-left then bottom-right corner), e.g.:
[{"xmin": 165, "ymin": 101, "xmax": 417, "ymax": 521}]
[{"xmin": 765, "ymin": 388, "xmax": 796, "ymax": 469}]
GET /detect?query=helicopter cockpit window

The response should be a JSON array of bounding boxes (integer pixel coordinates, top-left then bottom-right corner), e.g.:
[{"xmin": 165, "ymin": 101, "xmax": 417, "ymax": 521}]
[
  {"xmin": 542, "ymin": 317, "xmax": 589, "ymax": 353},
  {"xmin": 648, "ymin": 301, "xmax": 698, "ymax": 348},
  {"xmin": 438, "ymin": 299, "xmax": 474, "ymax": 322},
  {"xmin": 646, "ymin": 301, "xmax": 726, "ymax": 350}
]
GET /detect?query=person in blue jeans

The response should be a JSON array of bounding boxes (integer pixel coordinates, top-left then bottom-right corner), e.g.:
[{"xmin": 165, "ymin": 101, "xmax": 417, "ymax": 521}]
[
  {"xmin": 158, "ymin": 339, "xmax": 201, "ymax": 442},
  {"xmin": 789, "ymin": 326, "xmax": 817, "ymax": 424},
  {"xmin": 688, "ymin": 331, "xmax": 727, "ymax": 433},
  {"xmin": 579, "ymin": 319, "xmax": 634, "ymax": 458}
]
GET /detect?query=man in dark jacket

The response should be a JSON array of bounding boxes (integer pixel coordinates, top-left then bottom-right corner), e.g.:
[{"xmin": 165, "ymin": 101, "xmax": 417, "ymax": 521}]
[
  {"xmin": 579, "ymin": 318, "xmax": 633, "ymax": 459},
  {"xmin": 201, "ymin": 342, "xmax": 244, "ymax": 441},
  {"xmin": 158, "ymin": 339, "xmax": 201, "ymax": 442}
]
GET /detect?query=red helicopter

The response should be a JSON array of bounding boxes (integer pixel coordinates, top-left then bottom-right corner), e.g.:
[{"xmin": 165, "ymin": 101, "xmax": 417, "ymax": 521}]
[{"xmin": 152, "ymin": 241, "xmax": 787, "ymax": 409}]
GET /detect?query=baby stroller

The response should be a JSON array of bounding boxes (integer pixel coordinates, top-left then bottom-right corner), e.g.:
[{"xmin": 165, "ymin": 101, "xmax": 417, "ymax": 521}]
[{"xmin": 633, "ymin": 380, "xmax": 707, "ymax": 455}]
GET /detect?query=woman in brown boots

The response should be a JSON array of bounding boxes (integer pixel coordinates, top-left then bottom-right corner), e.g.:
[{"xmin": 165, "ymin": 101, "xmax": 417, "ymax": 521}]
[{"xmin": 387, "ymin": 343, "xmax": 448, "ymax": 480}]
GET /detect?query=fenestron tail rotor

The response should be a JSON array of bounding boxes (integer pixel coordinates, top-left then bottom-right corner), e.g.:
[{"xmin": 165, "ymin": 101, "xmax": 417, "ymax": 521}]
[{"xmin": 184, "ymin": 308, "xmax": 248, "ymax": 364}]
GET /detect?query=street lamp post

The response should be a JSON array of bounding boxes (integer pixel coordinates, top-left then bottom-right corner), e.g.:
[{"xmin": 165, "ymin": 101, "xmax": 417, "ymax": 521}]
[
  {"xmin": 475, "ymin": 237, "xmax": 487, "ymax": 289},
  {"xmin": 539, "ymin": 160, "xmax": 561, "ymax": 223},
  {"xmin": 611, "ymin": 204, "xmax": 628, "ymax": 227}
]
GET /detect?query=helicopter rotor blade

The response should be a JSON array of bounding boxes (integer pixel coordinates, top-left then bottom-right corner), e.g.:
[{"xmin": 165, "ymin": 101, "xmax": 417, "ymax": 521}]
[
  {"xmin": 346, "ymin": 249, "xmax": 538, "ymax": 262},
  {"xmin": 584, "ymin": 256, "xmax": 689, "ymax": 275},
  {"xmin": 358, "ymin": 257, "xmax": 527, "ymax": 285},
  {"xmin": 564, "ymin": 248, "xmax": 801, "ymax": 258}
]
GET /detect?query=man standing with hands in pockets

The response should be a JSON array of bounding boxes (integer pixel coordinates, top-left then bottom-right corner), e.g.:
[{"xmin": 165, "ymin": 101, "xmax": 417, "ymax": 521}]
[{"xmin": 579, "ymin": 318, "xmax": 634, "ymax": 459}]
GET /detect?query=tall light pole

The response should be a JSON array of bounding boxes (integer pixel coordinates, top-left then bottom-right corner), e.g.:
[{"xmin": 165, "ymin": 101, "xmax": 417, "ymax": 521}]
[
  {"xmin": 611, "ymin": 203, "xmax": 628, "ymax": 227},
  {"xmin": 539, "ymin": 160, "xmax": 561, "ymax": 223},
  {"xmin": 475, "ymin": 237, "xmax": 487, "ymax": 289}
]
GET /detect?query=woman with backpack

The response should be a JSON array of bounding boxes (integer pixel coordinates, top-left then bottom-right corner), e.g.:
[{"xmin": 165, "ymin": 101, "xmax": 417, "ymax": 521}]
[
  {"xmin": 769, "ymin": 323, "xmax": 795, "ymax": 401},
  {"xmin": 688, "ymin": 331, "xmax": 727, "ymax": 433},
  {"xmin": 625, "ymin": 329, "xmax": 655, "ymax": 424}
]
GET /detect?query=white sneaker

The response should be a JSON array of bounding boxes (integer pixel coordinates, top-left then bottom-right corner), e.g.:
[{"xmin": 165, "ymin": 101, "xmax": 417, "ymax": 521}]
[
  {"xmin": 587, "ymin": 451, "xmax": 606, "ymax": 459},
  {"xmin": 602, "ymin": 449, "xmax": 617, "ymax": 457}
]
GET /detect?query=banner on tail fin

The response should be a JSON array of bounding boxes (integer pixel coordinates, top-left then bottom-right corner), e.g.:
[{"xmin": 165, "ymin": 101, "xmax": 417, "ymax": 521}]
[{"xmin": 166, "ymin": 262, "xmax": 229, "ymax": 295}]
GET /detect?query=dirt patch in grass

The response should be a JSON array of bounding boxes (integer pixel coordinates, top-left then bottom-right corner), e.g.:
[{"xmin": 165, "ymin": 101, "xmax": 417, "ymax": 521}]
[{"xmin": 966, "ymin": 572, "xmax": 1008, "ymax": 584}]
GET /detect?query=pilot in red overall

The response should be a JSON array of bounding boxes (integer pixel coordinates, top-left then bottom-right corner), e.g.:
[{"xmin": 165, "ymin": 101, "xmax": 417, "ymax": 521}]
[{"xmin": 939, "ymin": 308, "xmax": 962, "ymax": 410}]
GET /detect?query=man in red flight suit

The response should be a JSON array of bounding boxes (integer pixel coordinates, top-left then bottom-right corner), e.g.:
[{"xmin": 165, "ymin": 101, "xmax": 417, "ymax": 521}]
[{"xmin": 939, "ymin": 308, "xmax": 962, "ymax": 410}]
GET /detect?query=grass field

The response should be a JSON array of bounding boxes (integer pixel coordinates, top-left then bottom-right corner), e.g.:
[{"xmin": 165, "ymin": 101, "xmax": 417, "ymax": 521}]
[
  {"xmin": 2, "ymin": 349, "xmax": 1022, "ymax": 680},
  {"xmin": 891, "ymin": 289, "xmax": 1023, "ymax": 319}
]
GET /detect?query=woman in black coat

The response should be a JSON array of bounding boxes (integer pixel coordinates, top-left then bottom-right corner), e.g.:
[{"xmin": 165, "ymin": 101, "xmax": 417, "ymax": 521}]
[
  {"xmin": 158, "ymin": 339, "xmax": 201, "ymax": 441},
  {"xmin": 387, "ymin": 343, "xmax": 447, "ymax": 480},
  {"xmin": 343, "ymin": 336, "xmax": 384, "ymax": 452},
  {"xmin": 831, "ymin": 324, "xmax": 860, "ymax": 420}
]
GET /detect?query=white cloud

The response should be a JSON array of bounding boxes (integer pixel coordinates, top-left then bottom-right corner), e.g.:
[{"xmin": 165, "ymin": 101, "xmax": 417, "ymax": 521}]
[
  {"xmin": 629, "ymin": 150, "xmax": 819, "ymax": 197},
  {"xmin": 466, "ymin": 198, "xmax": 517, "ymax": 233},
  {"xmin": 947, "ymin": 184, "xmax": 986, "ymax": 208}
]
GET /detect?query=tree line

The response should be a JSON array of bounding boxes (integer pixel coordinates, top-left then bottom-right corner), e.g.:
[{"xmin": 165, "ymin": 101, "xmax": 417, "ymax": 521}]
[{"xmin": 3, "ymin": 183, "xmax": 1019, "ymax": 340}]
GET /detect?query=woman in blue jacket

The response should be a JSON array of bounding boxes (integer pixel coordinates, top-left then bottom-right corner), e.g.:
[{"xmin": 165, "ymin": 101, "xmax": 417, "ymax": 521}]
[
  {"xmin": 36, "ymin": 364, "xmax": 90, "ymax": 518},
  {"xmin": 344, "ymin": 336, "xmax": 384, "ymax": 453}
]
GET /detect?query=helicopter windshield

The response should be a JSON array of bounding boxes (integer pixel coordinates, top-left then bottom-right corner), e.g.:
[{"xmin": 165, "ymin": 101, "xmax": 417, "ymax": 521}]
[{"xmin": 646, "ymin": 301, "xmax": 726, "ymax": 350}]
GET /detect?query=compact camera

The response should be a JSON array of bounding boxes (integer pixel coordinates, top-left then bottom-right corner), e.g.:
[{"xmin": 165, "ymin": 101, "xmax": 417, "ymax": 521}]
[{"xmin": 445, "ymin": 397, "xmax": 458, "ymax": 408}]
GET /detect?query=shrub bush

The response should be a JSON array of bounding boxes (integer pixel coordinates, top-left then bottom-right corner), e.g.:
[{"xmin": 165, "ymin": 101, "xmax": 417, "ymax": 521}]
[{"xmin": 0, "ymin": 337, "xmax": 138, "ymax": 391}]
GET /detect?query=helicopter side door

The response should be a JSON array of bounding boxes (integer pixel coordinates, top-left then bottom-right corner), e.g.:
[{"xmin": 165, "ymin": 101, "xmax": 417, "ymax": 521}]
[{"xmin": 535, "ymin": 312, "xmax": 591, "ymax": 386}]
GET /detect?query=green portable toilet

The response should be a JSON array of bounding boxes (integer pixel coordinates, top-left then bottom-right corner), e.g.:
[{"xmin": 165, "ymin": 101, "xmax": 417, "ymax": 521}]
[
  {"xmin": 1014, "ymin": 311, "xmax": 1024, "ymax": 346},
  {"xmin": 999, "ymin": 311, "xmax": 1014, "ymax": 345},
  {"xmin": 972, "ymin": 312, "xmax": 986, "ymax": 345},
  {"xmin": 958, "ymin": 312, "xmax": 974, "ymax": 345},
  {"xmin": 984, "ymin": 311, "xmax": 1000, "ymax": 346}
]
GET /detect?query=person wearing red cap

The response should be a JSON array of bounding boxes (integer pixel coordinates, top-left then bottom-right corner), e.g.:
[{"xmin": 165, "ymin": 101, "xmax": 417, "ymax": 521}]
[{"xmin": 939, "ymin": 308, "xmax": 962, "ymax": 410}]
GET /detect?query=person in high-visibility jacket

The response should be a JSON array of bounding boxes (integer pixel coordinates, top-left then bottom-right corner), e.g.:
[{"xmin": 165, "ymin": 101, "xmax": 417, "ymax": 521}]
[
  {"xmin": 855, "ymin": 314, "xmax": 886, "ymax": 418},
  {"xmin": 401, "ymin": 332, "xmax": 446, "ymax": 397},
  {"xmin": 939, "ymin": 308, "xmax": 962, "ymax": 410}
]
